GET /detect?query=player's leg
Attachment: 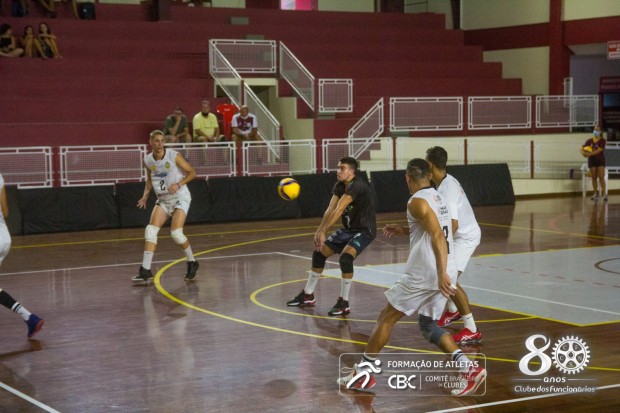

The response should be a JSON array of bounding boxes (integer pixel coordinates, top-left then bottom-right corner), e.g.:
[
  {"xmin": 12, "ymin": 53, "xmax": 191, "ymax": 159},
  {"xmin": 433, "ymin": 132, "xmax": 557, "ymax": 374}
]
[
  {"xmin": 286, "ymin": 243, "xmax": 335, "ymax": 307},
  {"xmin": 419, "ymin": 295, "xmax": 486, "ymax": 396},
  {"xmin": 0, "ymin": 288, "xmax": 44, "ymax": 338},
  {"xmin": 170, "ymin": 202, "xmax": 199, "ymax": 280},
  {"xmin": 337, "ymin": 302, "xmax": 405, "ymax": 390},
  {"xmin": 596, "ymin": 166, "xmax": 607, "ymax": 201},
  {"xmin": 328, "ymin": 232, "xmax": 374, "ymax": 316},
  {"xmin": 590, "ymin": 166, "xmax": 599, "ymax": 200},
  {"xmin": 132, "ymin": 204, "xmax": 168, "ymax": 283}
]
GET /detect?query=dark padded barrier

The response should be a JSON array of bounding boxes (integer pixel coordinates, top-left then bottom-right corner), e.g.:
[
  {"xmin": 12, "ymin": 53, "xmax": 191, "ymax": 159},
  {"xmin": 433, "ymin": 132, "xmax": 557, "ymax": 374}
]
[
  {"xmin": 294, "ymin": 172, "xmax": 336, "ymax": 218},
  {"xmin": 5, "ymin": 186, "xmax": 23, "ymax": 236},
  {"xmin": 447, "ymin": 164, "xmax": 515, "ymax": 206},
  {"xmin": 371, "ymin": 163, "xmax": 515, "ymax": 213},
  {"xmin": 185, "ymin": 180, "xmax": 212, "ymax": 224},
  {"xmin": 208, "ymin": 176, "xmax": 300, "ymax": 222},
  {"xmin": 115, "ymin": 182, "xmax": 157, "ymax": 228},
  {"xmin": 369, "ymin": 170, "xmax": 409, "ymax": 213},
  {"xmin": 19, "ymin": 186, "xmax": 118, "ymax": 234}
]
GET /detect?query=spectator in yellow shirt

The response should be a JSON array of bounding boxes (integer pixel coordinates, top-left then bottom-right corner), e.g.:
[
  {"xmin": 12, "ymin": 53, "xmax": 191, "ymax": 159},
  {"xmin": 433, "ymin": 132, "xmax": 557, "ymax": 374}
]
[{"xmin": 192, "ymin": 100, "xmax": 221, "ymax": 142}]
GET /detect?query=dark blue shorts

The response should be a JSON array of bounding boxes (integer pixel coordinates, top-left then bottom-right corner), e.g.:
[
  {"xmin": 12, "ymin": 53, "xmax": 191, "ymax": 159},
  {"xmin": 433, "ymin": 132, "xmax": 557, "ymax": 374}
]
[{"xmin": 324, "ymin": 229, "xmax": 375, "ymax": 255}]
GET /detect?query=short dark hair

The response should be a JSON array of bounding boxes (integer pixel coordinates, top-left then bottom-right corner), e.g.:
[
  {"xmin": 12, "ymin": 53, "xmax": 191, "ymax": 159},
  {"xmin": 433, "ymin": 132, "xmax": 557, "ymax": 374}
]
[
  {"xmin": 339, "ymin": 156, "xmax": 359, "ymax": 172},
  {"xmin": 426, "ymin": 146, "xmax": 448, "ymax": 170},
  {"xmin": 406, "ymin": 158, "xmax": 430, "ymax": 180}
]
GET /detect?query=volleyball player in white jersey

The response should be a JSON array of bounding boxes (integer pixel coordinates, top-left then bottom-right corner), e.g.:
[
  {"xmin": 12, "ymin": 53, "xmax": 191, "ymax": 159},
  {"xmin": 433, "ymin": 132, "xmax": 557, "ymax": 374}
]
[
  {"xmin": 338, "ymin": 159, "xmax": 486, "ymax": 397},
  {"xmin": 0, "ymin": 173, "xmax": 44, "ymax": 338},
  {"xmin": 132, "ymin": 130, "xmax": 199, "ymax": 283},
  {"xmin": 426, "ymin": 146, "xmax": 482, "ymax": 344}
]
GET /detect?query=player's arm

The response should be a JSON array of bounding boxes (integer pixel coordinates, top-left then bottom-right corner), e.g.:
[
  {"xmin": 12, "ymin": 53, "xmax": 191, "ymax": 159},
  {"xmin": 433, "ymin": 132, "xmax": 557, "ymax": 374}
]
[
  {"xmin": 0, "ymin": 185, "xmax": 9, "ymax": 218},
  {"xmin": 410, "ymin": 198, "xmax": 455, "ymax": 298},
  {"xmin": 137, "ymin": 161, "xmax": 152, "ymax": 209},
  {"xmin": 313, "ymin": 194, "xmax": 351, "ymax": 250},
  {"xmin": 168, "ymin": 153, "xmax": 196, "ymax": 195}
]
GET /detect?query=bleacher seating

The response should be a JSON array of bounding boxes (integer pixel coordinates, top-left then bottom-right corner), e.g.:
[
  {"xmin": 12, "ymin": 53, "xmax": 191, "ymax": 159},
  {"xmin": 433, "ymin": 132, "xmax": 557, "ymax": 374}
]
[{"xmin": 0, "ymin": 4, "xmax": 522, "ymax": 148}]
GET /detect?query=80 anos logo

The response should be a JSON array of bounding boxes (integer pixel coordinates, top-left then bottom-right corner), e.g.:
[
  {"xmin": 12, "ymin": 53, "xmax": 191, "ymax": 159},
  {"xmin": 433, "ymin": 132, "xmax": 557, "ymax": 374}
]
[{"xmin": 519, "ymin": 334, "xmax": 590, "ymax": 375}]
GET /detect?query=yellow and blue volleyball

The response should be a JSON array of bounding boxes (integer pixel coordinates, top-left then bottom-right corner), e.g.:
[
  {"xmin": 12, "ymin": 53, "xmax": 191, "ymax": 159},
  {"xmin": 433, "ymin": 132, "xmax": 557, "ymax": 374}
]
[{"xmin": 277, "ymin": 178, "xmax": 300, "ymax": 201}]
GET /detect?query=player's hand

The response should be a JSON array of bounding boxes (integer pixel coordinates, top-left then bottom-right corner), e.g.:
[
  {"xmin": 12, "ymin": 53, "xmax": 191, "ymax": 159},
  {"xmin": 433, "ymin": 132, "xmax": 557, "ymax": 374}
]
[
  {"xmin": 438, "ymin": 273, "xmax": 456, "ymax": 298},
  {"xmin": 137, "ymin": 197, "xmax": 148, "ymax": 209},
  {"xmin": 314, "ymin": 230, "xmax": 326, "ymax": 251},
  {"xmin": 382, "ymin": 224, "xmax": 404, "ymax": 238},
  {"xmin": 168, "ymin": 183, "xmax": 180, "ymax": 195}
]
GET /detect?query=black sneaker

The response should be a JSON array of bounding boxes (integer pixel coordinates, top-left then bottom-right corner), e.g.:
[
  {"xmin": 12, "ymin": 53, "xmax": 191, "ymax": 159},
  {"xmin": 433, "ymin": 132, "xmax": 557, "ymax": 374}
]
[
  {"xmin": 328, "ymin": 297, "xmax": 350, "ymax": 316},
  {"xmin": 131, "ymin": 266, "xmax": 153, "ymax": 283},
  {"xmin": 185, "ymin": 260, "xmax": 199, "ymax": 280},
  {"xmin": 286, "ymin": 290, "xmax": 316, "ymax": 307}
]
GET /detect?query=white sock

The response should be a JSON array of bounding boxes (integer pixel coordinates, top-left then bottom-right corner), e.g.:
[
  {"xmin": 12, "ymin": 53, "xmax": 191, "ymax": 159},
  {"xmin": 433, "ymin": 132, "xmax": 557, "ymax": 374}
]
[
  {"xmin": 452, "ymin": 349, "xmax": 472, "ymax": 373},
  {"xmin": 12, "ymin": 303, "xmax": 31, "ymax": 322},
  {"xmin": 341, "ymin": 278, "xmax": 353, "ymax": 300},
  {"xmin": 304, "ymin": 271, "xmax": 321, "ymax": 294},
  {"xmin": 447, "ymin": 299, "xmax": 458, "ymax": 313},
  {"xmin": 142, "ymin": 251, "xmax": 154, "ymax": 270},
  {"xmin": 462, "ymin": 313, "xmax": 477, "ymax": 333},
  {"xmin": 183, "ymin": 246, "xmax": 195, "ymax": 262}
]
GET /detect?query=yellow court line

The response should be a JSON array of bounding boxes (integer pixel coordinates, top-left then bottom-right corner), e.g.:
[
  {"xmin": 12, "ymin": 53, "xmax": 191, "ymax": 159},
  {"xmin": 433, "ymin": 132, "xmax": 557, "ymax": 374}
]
[
  {"xmin": 154, "ymin": 234, "xmax": 620, "ymax": 373},
  {"xmin": 250, "ymin": 278, "xmax": 537, "ymax": 324}
]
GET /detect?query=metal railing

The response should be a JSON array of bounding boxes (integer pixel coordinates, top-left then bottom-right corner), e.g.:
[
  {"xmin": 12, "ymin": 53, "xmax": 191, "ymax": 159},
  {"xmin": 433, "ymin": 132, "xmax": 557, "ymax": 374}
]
[
  {"xmin": 209, "ymin": 40, "xmax": 243, "ymax": 106},
  {"xmin": 280, "ymin": 42, "xmax": 315, "ymax": 112},
  {"xmin": 244, "ymin": 83, "xmax": 281, "ymax": 160},
  {"xmin": 468, "ymin": 96, "xmax": 531, "ymax": 130},
  {"xmin": 242, "ymin": 139, "xmax": 316, "ymax": 176},
  {"xmin": 167, "ymin": 142, "xmax": 236, "ymax": 179},
  {"xmin": 0, "ymin": 147, "xmax": 53, "ymax": 188},
  {"xmin": 348, "ymin": 98, "xmax": 385, "ymax": 159},
  {"xmin": 322, "ymin": 137, "xmax": 393, "ymax": 173},
  {"xmin": 319, "ymin": 79, "xmax": 353, "ymax": 113},
  {"xmin": 390, "ymin": 97, "xmax": 462, "ymax": 132},
  {"xmin": 536, "ymin": 95, "xmax": 599, "ymax": 128},
  {"xmin": 395, "ymin": 138, "xmax": 465, "ymax": 170},
  {"xmin": 210, "ymin": 39, "xmax": 277, "ymax": 74},
  {"xmin": 60, "ymin": 145, "xmax": 147, "ymax": 187}
]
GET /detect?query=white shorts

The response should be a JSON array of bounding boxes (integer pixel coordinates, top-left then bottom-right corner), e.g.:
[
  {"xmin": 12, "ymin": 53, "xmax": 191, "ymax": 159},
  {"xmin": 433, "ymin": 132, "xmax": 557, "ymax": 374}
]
[
  {"xmin": 384, "ymin": 279, "xmax": 448, "ymax": 320},
  {"xmin": 454, "ymin": 240, "xmax": 478, "ymax": 273},
  {"xmin": 155, "ymin": 194, "xmax": 191, "ymax": 217},
  {"xmin": 0, "ymin": 223, "xmax": 11, "ymax": 267}
]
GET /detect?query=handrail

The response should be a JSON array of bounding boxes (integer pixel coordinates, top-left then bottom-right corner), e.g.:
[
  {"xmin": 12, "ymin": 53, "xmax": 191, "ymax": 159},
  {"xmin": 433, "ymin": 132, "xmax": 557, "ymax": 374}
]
[
  {"xmin": 279, "ymin": 42, "xmax": 315, "ymax": 111},
  {"xmin": 209, "ymin": 40, "xmax": 243, "ymax": 106},
  {"xmin": 210, "ymin": 39, "xmax": 277, "ymax": 74},
  {"xmin": 348, "ymin": 98, "xmax": 385, "ymax": 159},
  {"xmin": 243, "ymin": 83, "xmax": 281, "ymax": 160}
]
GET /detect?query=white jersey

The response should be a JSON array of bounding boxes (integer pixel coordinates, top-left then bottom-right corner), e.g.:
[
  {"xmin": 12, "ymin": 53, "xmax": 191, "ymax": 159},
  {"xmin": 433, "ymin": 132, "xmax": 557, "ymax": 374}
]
[
  {"xmin": 402, "ymin": 187, "xmax": 457, "ymax": 290},
  {"xmin": 144, "ymin": 149, "xmax": 191, "ymax": 200},
  {"xmin": 437, "ymin": 174, "xmax": 481, "ymax": 245}
]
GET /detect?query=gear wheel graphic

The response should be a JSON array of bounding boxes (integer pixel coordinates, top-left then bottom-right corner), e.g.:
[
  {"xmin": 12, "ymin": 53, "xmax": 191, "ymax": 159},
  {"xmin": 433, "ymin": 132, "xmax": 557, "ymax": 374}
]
[{"xmin": 552, "ymin": 336, "xmax": 590, "ymax": 374}]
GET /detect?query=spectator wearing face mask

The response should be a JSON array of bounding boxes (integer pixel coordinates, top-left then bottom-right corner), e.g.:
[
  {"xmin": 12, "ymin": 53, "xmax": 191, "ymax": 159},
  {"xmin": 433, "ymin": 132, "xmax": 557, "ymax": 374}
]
[{"xmin": 581, "ymin": 125, "xmax": 606, "ymax": 202}]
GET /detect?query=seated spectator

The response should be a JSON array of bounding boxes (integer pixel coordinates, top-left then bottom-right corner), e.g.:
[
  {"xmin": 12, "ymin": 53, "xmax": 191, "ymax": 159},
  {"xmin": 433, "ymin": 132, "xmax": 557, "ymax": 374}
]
[
  {"xmin": 192, "ymin": 99, "xmax": 223, "ymax": 143},
  {"xmin": 38, "ymin": 22, "xmax": 61, "ymax": 59},
  {"xmin": 231, "ymin": 105, "xmax": 259, "ymax": 144},
  {"xmin": 0, "ymin": 23, "xmax": 24, "ymax": 58},
  {"xmin": 163, "ymin": 107, "xmax": 192, "ymax": 143},
  {"xmin": 21, "ymin": 25, "xmax": 45, "ymax": 58}
]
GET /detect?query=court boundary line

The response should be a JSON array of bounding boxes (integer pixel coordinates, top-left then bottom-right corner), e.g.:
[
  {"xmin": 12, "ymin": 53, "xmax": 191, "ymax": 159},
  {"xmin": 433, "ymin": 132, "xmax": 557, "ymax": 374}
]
[
  {"xmin": 0, "ymin": 381, "xmax": 61, "ymax": 413},
  {"xmin": 428, "ymin": 382, "xmax": 620, "ymax": 413}
]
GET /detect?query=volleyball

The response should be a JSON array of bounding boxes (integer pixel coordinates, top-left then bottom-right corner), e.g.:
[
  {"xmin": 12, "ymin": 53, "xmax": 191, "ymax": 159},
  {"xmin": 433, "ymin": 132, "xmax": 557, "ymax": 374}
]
[
  {"xmin": 583, "ymin": 145, "xmax": 593, "ymax": 153},
  {"xmin": 277, "ymin": 177, "xmax": 300, "ymax": 201}
]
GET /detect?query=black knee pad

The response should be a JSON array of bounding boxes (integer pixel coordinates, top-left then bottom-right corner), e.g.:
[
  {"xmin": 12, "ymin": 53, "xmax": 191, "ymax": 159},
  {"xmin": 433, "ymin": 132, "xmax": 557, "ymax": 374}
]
[
  {"xmin": 418, "ymin": 314, "xmax": 448, "ymax": 346},
  {"xmin": 312, "ymin": 250, "xmax": 327, "ymax": 269},
  {"xmin": 339, "ymin": 253, "xmax": 355, "ymax": 274}
]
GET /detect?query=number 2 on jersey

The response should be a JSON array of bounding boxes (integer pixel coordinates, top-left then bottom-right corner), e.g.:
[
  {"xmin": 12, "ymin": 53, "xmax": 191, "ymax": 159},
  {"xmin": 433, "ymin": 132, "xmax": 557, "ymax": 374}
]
[{"xmin": 159, "ymin": 180, "xmax": 166, "ymax": 191}]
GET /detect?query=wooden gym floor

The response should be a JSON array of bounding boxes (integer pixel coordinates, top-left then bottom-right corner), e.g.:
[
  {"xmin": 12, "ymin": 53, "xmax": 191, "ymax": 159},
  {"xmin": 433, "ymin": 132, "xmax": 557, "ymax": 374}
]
[{"xmin": 0, "ymin": 195, "xmax": 619, "ymax": 412}]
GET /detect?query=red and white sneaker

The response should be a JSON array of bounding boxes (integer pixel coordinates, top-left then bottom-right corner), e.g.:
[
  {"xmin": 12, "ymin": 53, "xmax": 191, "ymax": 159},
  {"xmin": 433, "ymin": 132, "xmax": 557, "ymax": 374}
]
[
  {"xmin": 451, "ymin": 365, "xmax": 487, "ymax": 397},
  {"xmin": 337, "ymin": 364, "xmax": 377, "ymax": 392},
  {"xmin": 453, "ymin": 328, "xmax": 482, "ymax": 344},
  {"xmin": 437, "ymin": 309, "xmax": 461, "ymax": 327}
]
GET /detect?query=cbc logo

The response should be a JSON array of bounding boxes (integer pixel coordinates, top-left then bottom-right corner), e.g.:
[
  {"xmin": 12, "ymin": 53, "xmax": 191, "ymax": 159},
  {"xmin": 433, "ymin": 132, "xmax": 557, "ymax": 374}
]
[{"xmin": 388, "ymin": 374, "xmax": 417, "ymax": 390}]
